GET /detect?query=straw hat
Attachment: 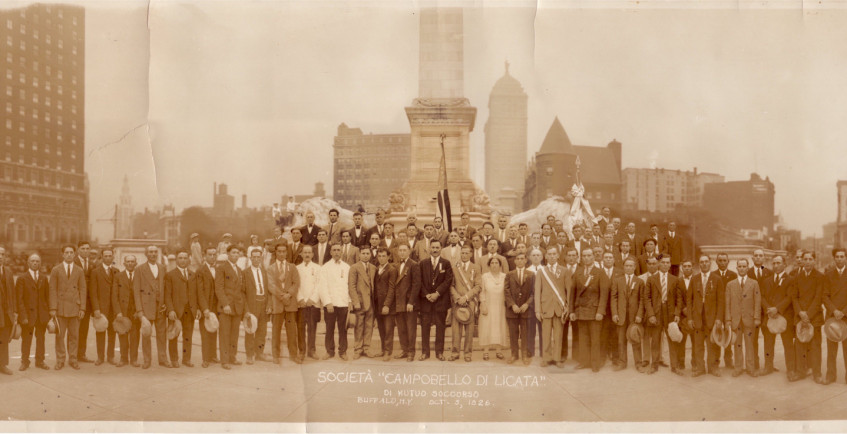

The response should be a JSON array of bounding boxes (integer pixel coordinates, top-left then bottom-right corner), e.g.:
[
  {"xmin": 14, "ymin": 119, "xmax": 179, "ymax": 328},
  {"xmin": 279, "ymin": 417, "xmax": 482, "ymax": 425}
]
[
  {"xmin": 114, "ymin": 316, "xmax": 132, "ymax": 335},
  {"xmin": 454, "ymin": 306, "xmax": 472, "ymax": 325},
  {"xmin": 667, "ymin": 321, "xmax": 683, "ymax": 343},
  {"xmin": 824, "ymin": 317, "xmax": 847, "ymax": 343},
  {"xmin": 767, "ymin": 314, "xmax": 787, "ymax": 334},
  {"xmin": 205, "ymin": 312, "xmax": 219, "ymax": 333},
  {"xmin": 242, "ymin": 312, "xmax": 258, "ymax": 335},
  {"xmin": 92, "ymin": 314, "xmax": 109, "ymax": 332},
  {"xmin": 626, "ymin": 323, "xmax": 644, "ymax": 344},
  {"xmin": 796, "ymin": 321, "xmax": 814, "ymax": 344},
  {"xmin": 167, "ymin": 319, "xmax": 181, "ymax": 340}
]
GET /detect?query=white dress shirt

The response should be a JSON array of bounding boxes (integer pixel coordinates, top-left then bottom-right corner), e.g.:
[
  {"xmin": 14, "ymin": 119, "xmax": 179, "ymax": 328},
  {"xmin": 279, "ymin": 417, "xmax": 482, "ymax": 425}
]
[
  {"xmin": 296, "ymin": 262, "xmax": 321, "ymax": 306},
  {"xmin": 318, "ymin": 260, "xmax": 351, "ymax": 307}
]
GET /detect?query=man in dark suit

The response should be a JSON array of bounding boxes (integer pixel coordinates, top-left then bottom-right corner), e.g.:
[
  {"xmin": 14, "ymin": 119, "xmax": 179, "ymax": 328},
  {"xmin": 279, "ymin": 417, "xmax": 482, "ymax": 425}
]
[
  {"xmin": 347, "ymin": 212, "xmax": 370, "ymax": 248},
  {"xmin": 790, "ymin": 250, "xmax": 825, "ymax": 384},
  {"xmin": 300, "ymin": 211, "xmax": 321, "ymax": 246},
  {"xmin": 456, "ymin": 212, "xmax": 477, "ymax": 241},
  {"xmin": 413, "ymin": 240, "xmax": 453, "ymax": 361},
  {"xmin": 16, "ymin": 253, "xmax": 50, "ymax": 371},
  {"xmin": 823, "ymin": 248, "xmax": 847, "ymax": 384},
  {"xmin": 313, "ymin": 229, "xmax": 332, "ymax": 266},
  {"xmin": 164, "ymin": 251, "xmax": 198, "ymax": 368},
  {"xmin": 374, "ymin": 248, "xmax": 398, "ymax": 361},
  {"xmin": 501, "ymin": 228, "xmax": 520, "ymax": 269},
  {"xmin": 74, "ymin": 241, "xmax": 95, "ymax": 364},
  {"xmin": 111, "ymin": 255, "xmax": 140, "ymax": 368},
  {"xmin": 760, "ymin": 254, "xmax": 795, "ymax": 379},
  {"xmin": 349, "ymin": 248, "xmax": 377, "ymax": 359},
  {"xmin": 688, "ymin": 254, "xmax": 725, "ymax": 377},
  {"xmin": 715, "ymin": 252, "xmax": 737, "ymax": 369},
  {"xmin": 134, "ymin": 246, "xmax": 168, "ymax": 369},
  {"xmin": 89, "ymin": 248, "xmax": 118, "ymax": 366},
  {"xmin": 618, "ymin": 222, "xmax": 643, "ymax": 257},
  {"xmin": 570, "ymin": 249, "xmax": 607, "ymax": 372},
  {"xmin": 215, "ymin": 245, "xmax": 247, "ymax": 369},
  {"xmin": 747, "ymin": 248, "xmax": 773, "ymax": 373},
  {"xmin": 195, "ymin": 247, "xmax": 219, "ymax": 367},
  {"xmin": 393, "ymin": 244, "xmax": 419, "ymax": 362},
  {"xmin": 0, "ymin": 246, "xmax": 14, "ymax": 375},
  {"xmin": 288, "ymin": 228, "xmax": 305, "ymax": 265},
  {"xmin": 661, "ymin": 222, "xmax": 684, "ymax": 276},
  {"xmin": 638, "ymin": 239, "xmax": 659, "ymax": 277},
  {"xmin": 610, "ymin": 258, "xmax": 644, "ymax": 371},
  {"xmin": 365, "ymin": 208, "xmax": 387, "ymax": 241},
  {"xmin": 49, "ymin": 244, "xmax": 87, "ymax": 370},
  {"xmin": 644, "ymin": 255, "xmax": 680, "ymax": 374},
  {"xmin": 674, "ymin": 260, "xmax": 695, "ymax": 373},
  {"xmin": 244, "ymin": 249, "xmax": 269, "ymax": 364},
  {"xmin": 505, "ymin": 253, "xmax": 534, "ymax": 365}
]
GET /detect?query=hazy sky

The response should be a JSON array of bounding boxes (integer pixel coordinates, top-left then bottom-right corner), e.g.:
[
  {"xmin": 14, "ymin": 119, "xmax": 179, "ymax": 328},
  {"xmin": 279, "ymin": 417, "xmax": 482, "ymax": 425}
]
[{"xmin": 76, "ymin": 0, "xmax": 847, "ymax": 240}]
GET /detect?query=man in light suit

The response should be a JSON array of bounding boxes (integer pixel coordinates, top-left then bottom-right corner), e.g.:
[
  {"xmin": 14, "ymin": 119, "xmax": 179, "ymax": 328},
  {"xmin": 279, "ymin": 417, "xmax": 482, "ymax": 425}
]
[
  {"xmin": 715, "ymin": 252, "xmax": 738, "ymax": 370},
  {"xmin": 320, "ymin": 244, "xmax": 352, "ymax": 360},
  {"xmin": 349, "ymin": 248, "xmax": 377, "ymax": 359},
  {"xmin": 215, "ymin": 245, "xmax": 247, "ymax": 369},
  {"xmin": 413, "ymin": 240, "xmax": 454, "ymax": 361},
  {"xmin": 112, "ymin": 255, "xmax": 140, "ymax": 368},
  {"xmin": 441, "ymin": 232, "xmax": 462, "ymax": 266},
  {"xmin": 74, "ymin": 241, "xmax": 94, "ymax": 364},
  {"xmin": 326, "ymin": 208, "xmax": 345, "ymax": 245},
  {"xmin": 244, "ymin": 249, "xmax": 269, "ymax": 364},
  {"xmin": 416, "ymin": 224, "xmax": 438, "ymax": 262},
  {"xmin": 725, "ymin": 259, "xmax": 761, "ymax": 377},
  {"xmin": 505, "ymin": 252, "xmax": 534, "ymax": 365},
  {"xmin": 610, "ymin": 258, "xmax": 644, "ymax": 371},
  {"xmin": 89, "ymin": 248, "xmax": 118, "ymax": 366},
  {"xmin": 0, "ymin": 247, "xmax": 17, "ymax": 375},
  {"xmin": 535, "ymin": 246, "xmax": 572, "ymax": 368},
  {"xmin": 49, "ymin": 244, "xmax": 86, "ymax": 370},
  {"xmin": 687, "ymin": 254, "xmax": 725, "ymax": 377},
  {"xmin": 195, "ymin": 247, "xmax": 219, "ymax": 367},
  {"xmin": 392, "ymin": 244, "xmax": 419, "ymax": 362},
  {"xmin": 16, "ymin": 253, "xmax": 50, "ymax": 371},
  {"xmin": 165, "ymin": 250, "xmax": 198, "ymax": 368},
  {"xmin": 760, "ymin": 254, "xmax": 795, "ymax": 379},
  {"xmin": 300, "ymin": 211, "xmax": 322, "ymax": 246},
  {"xmin": 570, "ymin": 249, "xmax": 608, "ymax": 372},
  {"xmin": 268, "ymin": 243, "xmax": 301, "ymax": 364},
  {"xmin": 134, "ymin": 245, "xmax": 168, "ymax": 369},
  {"xmin": 339, "ymin": 232, "xmax": 360, "ymax": 265},
  {"xmin": 450, "ymin": 245, "xmax": 480, "ymax": 362}
]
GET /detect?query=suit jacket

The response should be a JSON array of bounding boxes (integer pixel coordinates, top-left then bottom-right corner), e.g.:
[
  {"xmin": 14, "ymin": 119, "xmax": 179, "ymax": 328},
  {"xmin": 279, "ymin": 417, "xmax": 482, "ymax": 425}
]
[
  {"xmin": 0, "ymin": 266, "xmax": 13, "ymax": 327},
  {"xmin": 617, "ymin": 233, "xmax": 643, "ymax": 257},
  {"xmin": 761, "ymin": 272, "xmax": 794, "ymax": 323},
  {"xmin": 133, "ymin": 262, "xmax": 165, "ymax": 320},
  {"xmin": 660, "ymin": 233, "xmax": 683, "ymax": 264},
  {"xmin": 725, "ymin": 277, "xmax": 761, "ymax": 329},
  {"xmin": 644, "ymin": 272, "xmax": 680, "ymax": 324},
  {"xmin": 572, "ymin": 265, "xmax": 608, "ymax": 321},
  {"xmin": 504, "ymin": 268, "xmax": 534, "ymax": 319},
  {"xmin": 675, "ymin": 275, "xmax": 695, "ymax": 321},
  {"xmin": 195, "ymin": 263, "xmax": 218, "ymax": 315},
  {"xmin": 413, "ymin": 256, "xmax": 454, "ymax": 312},
  {"xmin": 313, "ymin": 243, "xmax": 332, "ymax": 266},
  {"xmin": 638, "ymin": 252, "xmax": 658, "ymax": 277},
  {"xmin": 687, "ymin": 271, "xmax": 725, "ymax": 331},
  {"xmin": 392, "ymin": 258, "xmax": 419, "ymax": 313},
  {"xmin": 365, "ymin": 224, "xmax": 386, "ymax": 242},
  {"xmin": 340, "ymin": 244, "xmax": 360, "ymax": 266},
  {"xmin": 73, "ymin": 256, "xmax": 94, "ymax": 311},
  {"xmin": 244, "ymin": 266, "xmax": 270, "ymax": 315},
  {"xmin": 440, "ymin": 244, "xmax": 462, "ymax": 266},
  {"xmin": 111, "ymin": 270, "xmax": 136, "ymax": 318},
  {"xmin": 610, "ymin": 274, "xmax": 644, "ymax": 325},
  {"xmin": 716, "ymin": 269, "xmax": 738, "ymax": 286},
  {"xmin": 287, "ymin": 242, "xmax": 304, "ymax": 265},
  {"xmin": 214, "ymin": 262, "xmax": 246, "ymax": 315},
  {"xmin": 451, "ymin": 261, "xmax": 482, "ymax": 307},
  {"xmin": 16, "ymin": 271, "xmax": 50, "ymax": 326},
  {"xmin": 747, "ymin": 266, "xmax": 774, "ymax": 288},
  {"xmin": 615, "ymin": 254, "xmax": 638, "ymax": 271},
  {"xmin": 325, "ymin": 221, "xmax": 344, "ymax": 245},
  {"xmin": 89, "ymin": 264, "xmax": 118, "ymax": 318},
  {"xmin": 267, "ymin": 260, "xmax": 300, "ymax": 313},
  {"xmin": 300, "ymin": 224, "xmax": 322, "ymax": 246},
  {"xmin": 415, "ymin": 238, "xmax": 437, "ymax": 263},
  {"xmin": 823, "ymin": 268, "xmax": 847, "ymax": 316},
  {"xmin": 49, "ymin": 262, "xmax": 87, "ymax": 318},
  {"xmin": 165, "ymin": 268, "xmax": 198, "ymax": 317},
  {"xmin": 790, "ymin": 269, "xmax": 825, "ymax": 326},
  {"xmin": 348, "ymin": 261, "xmax": 376, "ymax": 312},
  {"xmin": 533, "ymin": 264, "xmax": 572, "ymax": 319},
  {"xmin": 347, "ymin": 226, "xmax": 370, "ymax": 248},
  {"xmin": 374, "ymin": 263, "xmax": 398, "ymax": 314}
]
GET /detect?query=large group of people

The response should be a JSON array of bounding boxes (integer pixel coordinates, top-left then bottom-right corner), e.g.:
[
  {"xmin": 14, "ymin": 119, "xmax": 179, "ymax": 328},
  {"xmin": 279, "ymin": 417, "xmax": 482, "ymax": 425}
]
[{"xmin": 1, "ymin": 207, "xmax": 846, "ymax": 388}]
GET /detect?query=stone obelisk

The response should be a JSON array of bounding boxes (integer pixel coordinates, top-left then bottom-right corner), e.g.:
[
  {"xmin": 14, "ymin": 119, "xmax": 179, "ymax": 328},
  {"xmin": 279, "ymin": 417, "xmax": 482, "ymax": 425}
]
[{"xmin": 399, "ymin": 7, "xmax": 488, "ymax": 217}]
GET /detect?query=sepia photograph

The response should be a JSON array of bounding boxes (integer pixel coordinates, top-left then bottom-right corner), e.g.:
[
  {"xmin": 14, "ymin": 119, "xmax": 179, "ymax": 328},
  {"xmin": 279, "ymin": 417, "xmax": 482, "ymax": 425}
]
[{"xmin": 1, "ymin": 0, "xmax": 847, "ymax": 431}]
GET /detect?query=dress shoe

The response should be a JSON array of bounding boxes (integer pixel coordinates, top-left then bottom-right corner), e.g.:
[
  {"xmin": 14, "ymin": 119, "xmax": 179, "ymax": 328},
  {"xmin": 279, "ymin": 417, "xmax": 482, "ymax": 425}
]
[
  {"xmin": 94, "ymin": 359, "xmax": 104, "ymax": 366},
  {"xmin": 613, "ymin": 365, "xmax": 626, "ymax": 372},
  {"xmin": 748, "ymin": 370, "xmax": 758, "ymax": 378},
  {"xmin": 170, "ymin": 361, "xmax": 180, "ymax": 368},
  {"xmin": 395, "ymin": 353, "xmax": 408, "ymax": 359},
  {"xmin": 274, "ymin": 357, "xmax": 282, "ymax": 364},
  {"xmin": 576, "ymin": 364, "xmax": 589, "ymax": 370},
  {"xmin": 448, "ymin": 353, "xmax": 459, "ymax": 361},
  {"xmin": 522, "ymin": 358, "xmax": 530, "ymax": 366},
  {"xmin": 556, "ymin": 362, "xmax": 565, "ymax": 369},
  {"xmin": 483, "ymin": 353, "xmax": 489, "ymax": 361},
  {"xmin": 202, "ymin": 361, "xmax": 210, "ymax": 368},
  {"xmin": 658, "ymin": 360, "xmax": 668, "ymax": 368},
  {"xmin": 383, "ymin": 354, "xmax": 391, "ymax": 362},
  {"xmin": 814, "ymin": 376, "xmax": 826, "ymax": 385},
  {"xmin": 131, "ymin": 362, "xmax": 140, "ymax": 368},
  {"xmin": 419, "ymin": 354, "xmax": 430, "ymax": 361},
  {"xmin": 724, "ymin": 362, "xmax": 734, "ymax": 370},
  {"xmin": 370, "ymin": 352, "xmax": 384, "ymax": 358},
  {"xmin": 183, "ymin": 361, "xmax": 194, "ymax": 368},
  {"xmin": 757, "ymin": 367, "xmax": 774, "ymax": 376},
  {"xmin": 231, "ymin": 359, "xmax": 242, "ymax": 366},
  {"xmin": 435, "ymin": 353, "xmax": 445, "ymax": 361},
  {"xmin": 292, "ymin": 356, "xmax": 302, "ymax": 364},
  {"xmin": 407, "ymin": 355, "xmax": 415, "ymax": 362},
  {"xmin": 256, "ymin": 354, "xmax": 271, "ymax": 363},
  {"xmin": 246, "ymin": 357, "xmax": 254, "ymax": 365},
  {"xmin": 35, "ymin": 362, "xmax": 50, "ymax": 370},
  {"xmin": 108, "ymin": 358, "xmax": 117, "ymax": 365},
  {"xmin": 116, "ymin": 361, "xmax": 126, "ymax": 368},
  {"xmin": 339, "ymin": 353, "xmax": 348, "ymax": 361},
  {"xmin": 672, "ymin": 368, "xmax": 684, "ymax": 376},
  {"xmin": 647, "ymin": 366, "xmax": 658, "ymax": 374},
  {"xmin": 222, "ymin": 363, "xmax": 231, "ymax": 370},
  {"xmin": 320, "ymin": 354, "xmax": 331, "ymax": 360},
  {"xmin": 506, "ymin": 356, "xmax": 515, "ymax": 365},
  {"xmin": 19, "ymin": 361, "xmax": 30, "ymax": 371},
  {"xmin": 69, "ymin": 362, "xmax": 80, "ymax": 370},
  {"xmin": 308, "ymin": 351, "xmax": 319, "ymax": 360},
  {"xmin": 211, "ymin": 357, "xmax": 221, "ymax": 364},
  {"xmin": 78, "ymin": 356, "xmax": 93, "ymax": 364},
  {"xmin": 159, "ymin": 361, "xmax": 171, "ymax": 368},
  {"xmin": 55, "ymin": 362, "xmax": 65, "ymax": 371},
  {"xmin": 142, "ymin": 362, "xmax": 151, "ymax": 369},
  {"xmin": 692, "ymin": 370, "xmax": 705, "ymax": 378},
  {"xmin": 353, "ymin": 352, "xmax": 362, "ymax": 360},
  {"xmin": 732, "ymin": 370, "xmax": 744, "ymax": 377},
  {"xmin": 0, "ymin": 366, "xmax": 13, "ymax": 375}
]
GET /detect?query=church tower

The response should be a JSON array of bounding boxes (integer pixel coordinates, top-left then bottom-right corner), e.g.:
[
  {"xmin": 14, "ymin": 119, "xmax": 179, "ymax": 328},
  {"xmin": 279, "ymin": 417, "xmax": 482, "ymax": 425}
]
[{"xmin": 484, "ymin": 61, "xmax": 527, "ymax": 213}]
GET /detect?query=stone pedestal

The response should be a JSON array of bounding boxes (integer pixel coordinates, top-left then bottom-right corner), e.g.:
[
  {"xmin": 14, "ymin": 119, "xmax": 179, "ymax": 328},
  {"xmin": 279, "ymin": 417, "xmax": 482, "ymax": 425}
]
[
  {"xmin": 699, "ymin": 245, "xmax": 788, "ymax": 273},
  {"xmin": 111, "ymin": 238, "xmax": 167, "ymax": 271}
]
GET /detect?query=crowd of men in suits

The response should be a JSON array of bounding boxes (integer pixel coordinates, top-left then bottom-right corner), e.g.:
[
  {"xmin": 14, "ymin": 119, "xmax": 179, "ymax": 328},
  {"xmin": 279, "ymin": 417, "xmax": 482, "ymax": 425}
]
[{"xmin": 1, "ymin": 207, "xmax": 846, "ymax": 388}]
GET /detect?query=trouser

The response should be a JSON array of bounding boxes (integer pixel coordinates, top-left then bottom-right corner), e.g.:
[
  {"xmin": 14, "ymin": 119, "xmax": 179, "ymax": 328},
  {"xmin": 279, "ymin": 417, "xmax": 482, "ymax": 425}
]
[
  {"xmin": 168, "ymin": 312, "xmax": 195, "ymax": 363},
  {"xmin": 383, "ymin": 313, "xmax": 401, "ymax": 355},
  {"xmin": 353, "ymin": 308, "xmax": 376, "ymax": 354},
  {"xmin": 118, "ymin": 318, "xmax": 140, "ymax": 363},
  {"xmin": 451, "ymin": 310, "xmax": 474, "ymax": 355},
  {"xmin": 273, "ymin": 311, "xmax": 299, "ymax": 360},
  {"xmin": 527, "ymin": 312, "xmax": 543, "ymax": 357},
  {"xmin": 55, "ymin": 316, "xmax": 80, "ymax": 364},
  {"xmin": 20, "ymin": 323, "xmax": 47, "ymax": 364},
  {"xmin": 541, "ymin": 316, "xmax": 564, "ymax": 364},
  {"xmin": 561, "ymin": 319, "xmax": 579, "ymax": 361},
  {"xmin": 616, "ymin": 322, "xmax": 642, "ymax": 368},
  {"xmin": 420, "ymin": 309, "xmax": 447, "ymax": 356},
  {"xmin": 733, "ymin": 325, "xmax": 757, "ymax": 373},
  {"xmin": 646, "ymin": 325, "xmax": 662, "ymax": 367},
  {"xmin": 141, "ymin": 316, "xmax": 168, "ymax": 365},
  {"xmin": 795, "ymin": 326, "xmax": 822, "ymax": 377},
  {"xmin": 77, "ymin": 306, "xmax": 91, "ymax": 359},
  {"xmin": 324, "ymin": 306, "xmax": 348, "ymax": 356},
  {"xmin": 507, "ymin": 317, "xmax": 529, "ymax": 359},
  {"xmin": 403, "ymin": 311, "xmax": 418, "ymax": 356},
  {"xmin": 375, "ymin": 311, "xmax": 389, "ymax": 354},
  {"xmin": 826, "ymin": 338, "xmax": 847, "ymax": 381},
  {"xmin": 751, "ymin": 325, "xmax": 760, "ymax": 370},
  {"xmin": 199, "ymin": 316, "xmax": 218, "ymax": 363},
  {"xmin": 95, "ymin": 320, "xmax": 117, "ymax": 362},
  {"xmin": 721, "ymin": 336, "xmax": 734, "ymax": 367},
  {"xmin": 244, "ymin": 310, "xmax": 268, "ymax": 359},
  {"xmin": 692, "ymin": 327, "xmax": 721, "ymax": 373},
  {"xmin": 0, "ymin": 325, "xmax": 10, "ymax": 367},
  {"xmin": 602, "ymin": 315, "xmax": 617, "ymax": 362},
  {"xmin": 763, "ymin": 322, "xmax": 796, "ymax": 373},
  {"xmin": 218, "ymin": 313, "xmax": 242, "ymax": 364},
  {"xmin": 578, "ymin": 319, "xmax": 603, "ymax": 370},
  {"xmin": 672, "ymin": 330, "xmax": 689, "ymax": 370},
  {"xmin": 294, "ymin": 306, "xmax": 319, "ymax": 357}
]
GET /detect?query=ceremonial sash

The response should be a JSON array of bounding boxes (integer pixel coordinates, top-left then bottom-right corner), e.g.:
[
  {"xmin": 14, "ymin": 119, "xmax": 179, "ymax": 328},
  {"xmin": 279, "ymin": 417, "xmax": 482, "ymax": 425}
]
[{"xmin": 540, "ymin": 267, "xmax": 568, "ymax": 322}]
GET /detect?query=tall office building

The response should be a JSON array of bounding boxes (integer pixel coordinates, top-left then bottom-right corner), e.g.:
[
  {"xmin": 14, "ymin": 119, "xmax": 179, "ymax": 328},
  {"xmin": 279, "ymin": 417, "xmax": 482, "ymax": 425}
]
[
  {"xmin": 484, "ymin": 61, "xmax": 527, "ymax": 213},
  {"xmin": 1, "ymin": 4, "xmax": 87, "ymax": 250},
  {"xmin": 622, "ymin": 167, "xmax": 725, "ymax": 212}
]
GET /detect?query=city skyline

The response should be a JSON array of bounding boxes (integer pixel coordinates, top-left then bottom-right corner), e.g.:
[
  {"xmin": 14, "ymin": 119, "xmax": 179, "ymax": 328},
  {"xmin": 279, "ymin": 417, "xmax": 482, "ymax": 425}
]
[{"xmin": 73, "ymin": 1, "xmax": 847, "ymax": 240}]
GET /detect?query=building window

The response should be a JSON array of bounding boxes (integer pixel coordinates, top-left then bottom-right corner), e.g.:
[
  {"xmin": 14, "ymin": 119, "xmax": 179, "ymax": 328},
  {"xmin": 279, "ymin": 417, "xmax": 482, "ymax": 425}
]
[
  {"xmin": 18, "ymin": 73, "xmax": 25, "ymax": 84},
  {"xmin": 5, "ymin": 19, "xmax": 11, "ymax": 29},
  {"xmin": 58, "ymin": 70, "xmax": 63, "ymax": 80},
  {"xmin": 58, "ymin": 40, "xmax": 63, "ymax": 49},
  {"xmin": 57, "ymin": 100, "xmax": 62, "ymax": 110},
  {"xmin": 4, "ymin": 102, "xmax": 9, "ymax": 113},
  {"xmin": 4, "ymin": 119, "xmax": 10, "ymax": 129}
]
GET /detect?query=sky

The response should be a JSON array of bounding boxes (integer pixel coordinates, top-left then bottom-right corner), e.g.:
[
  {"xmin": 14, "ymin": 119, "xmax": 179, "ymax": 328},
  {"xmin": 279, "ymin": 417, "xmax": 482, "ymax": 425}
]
[{"xmin": 65, "ymin": 0, "xmax": 847, "ymax": 240}]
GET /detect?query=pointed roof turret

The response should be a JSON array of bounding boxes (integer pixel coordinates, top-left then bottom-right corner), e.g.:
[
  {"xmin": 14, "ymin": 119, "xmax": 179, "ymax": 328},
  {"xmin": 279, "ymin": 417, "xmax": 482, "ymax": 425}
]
[{"xmin": 538, "ymin": 117, "xmax": 575, "ymax": 155}]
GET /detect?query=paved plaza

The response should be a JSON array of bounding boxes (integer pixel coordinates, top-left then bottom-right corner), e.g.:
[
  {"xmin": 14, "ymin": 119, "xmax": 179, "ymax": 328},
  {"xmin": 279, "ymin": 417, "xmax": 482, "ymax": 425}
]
[{"xmin": 3, "ymin": 321, "xmax": 847, "ymax": 424}]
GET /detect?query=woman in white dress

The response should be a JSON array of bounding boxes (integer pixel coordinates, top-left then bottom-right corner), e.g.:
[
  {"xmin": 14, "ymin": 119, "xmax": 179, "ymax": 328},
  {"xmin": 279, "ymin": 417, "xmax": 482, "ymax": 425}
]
[{"xmin": 479, "ymin": 256, "xmax": 509, "ymax": 360}]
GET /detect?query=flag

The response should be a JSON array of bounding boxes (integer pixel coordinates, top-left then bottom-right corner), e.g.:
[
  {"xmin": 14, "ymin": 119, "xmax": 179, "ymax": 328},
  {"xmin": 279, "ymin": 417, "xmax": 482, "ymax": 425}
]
[{"xmin": 437, "ymin": 138, "xmax": 453, "ymax": 233}]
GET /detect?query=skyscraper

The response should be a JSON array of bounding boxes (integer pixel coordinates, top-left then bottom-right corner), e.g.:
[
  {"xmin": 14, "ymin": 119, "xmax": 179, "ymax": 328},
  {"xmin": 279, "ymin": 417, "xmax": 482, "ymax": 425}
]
[
  {"xmin": 116, "ymin": 175, "xmax": 133, "ymax": 238},
  {"xmin": 484, "ymin": 61, "xmax": 527, "ymax": 213},
  {"xmin": 1, "ymin": 4, "xmax": 87, "ymax": 250}
]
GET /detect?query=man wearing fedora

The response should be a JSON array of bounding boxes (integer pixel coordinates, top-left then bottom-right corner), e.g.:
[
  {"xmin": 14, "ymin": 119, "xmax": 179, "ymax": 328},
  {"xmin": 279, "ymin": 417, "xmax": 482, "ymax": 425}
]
[
  {"xmin": 611, "ymin": 258, "xmax": 644, "ymax": 371},
  {"xmin": 16, "ymin": 253, "xmax": 50, "ymax": 371},
  {"xmin": 89, "ymin": 248, "xmax": 118, "ymax": 366},
  {"xmin": 791, "ymin": 250, "xmax": 826, "ymax": 384},
  {"xmin": 215, "ymin": 245, "xmax": 247, "ymax": 369},
  {"xmin": 49, "ymin": 245, "xmax": 86, "ymax": 370},
  {"xmin": 134, "ymin": 246, "xmax": 169, "ymax": 369},
  {"xmin": 505, "ymin": 252, "xmax": 534, "ymax": 365},
  {"xmin": 112, "ymin": 255, "xmax": 140, "ymax": 367},
  {"xmin": 0, "ymin": 246, "xmax": 18, "ymax": 375},
  {"xmin": 823, "ymin": 248, "xmax": 847, "ymax": 384},
  {"xmin": 760, "ymin": 254, "xmax": 795, "ymax": 379},
  {"xmin": 725, "ymin": 259, "xmax": 761, "ymax": 377},
  {"xmin": 450, "ymin": 245, "xmax": 481, "ymax": 362},
  {"xmin": 195, "ymin": 247, "xmax": 220, "ymax": 367},
  {"xmin": 687, "ymin": 254, "xmax": 725, "ymax": 377},
  {"xmin": 165, "ymin": 250, "xmax": 198, "ymax": 368}
]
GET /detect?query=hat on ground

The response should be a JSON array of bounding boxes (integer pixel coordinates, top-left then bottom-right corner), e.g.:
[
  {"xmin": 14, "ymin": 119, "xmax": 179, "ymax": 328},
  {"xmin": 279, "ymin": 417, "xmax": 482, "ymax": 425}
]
[
  {"xmin": 667, "ymin": 321, "xmax": 683, "ymax": 343},
  {"xmin": 454, "ymin": 306, "xmax": 472, "ymax": 325},
  {"xmin": 347, "ymin": 312, "xmax": 357, "ymax": 329},
  {"xmin": 767, "ymin": 314, "xmax": 788, "ymax": 334},
  {"xmin": 47, "ymin": 316, "xmax": 58, "ymax": 334},
  {"xmin": 10, "ymin": 322, "xmax": 22, "ymax": 340},
  {"xmin": 242, "ymin": 312, "xmax": 258, "ymax": 335},
  {"xmin": 205, "ymin": 312, "xmax": 219, "ymax": 333},
  {"xmin": 167, "ymin": 319, "xmax": 181, "ymax": 340},
  {"xmin": 796, "ymin": 321, "xmax": 814, "ymax": 344},
  {"xmin": 92, "ymin": 314, "xmax": 109, "ymax": 332},
  {"xmin": 114, "ymin": 316, "xmax": 132, "ymax": 335},
  {"xmin": 626, "ymin": 323, "xmax": 644, "ymax": 344},
  {"xmin": 190, "ymin": 233, "xmax": 200, "ymax": 239},
  {"xmin": 824, "ymin": 317, "xmax": 847, "ymax": 342},
  {"xmin": 140, "ymin": 316, "xmax": 152, "ymax": 337}
]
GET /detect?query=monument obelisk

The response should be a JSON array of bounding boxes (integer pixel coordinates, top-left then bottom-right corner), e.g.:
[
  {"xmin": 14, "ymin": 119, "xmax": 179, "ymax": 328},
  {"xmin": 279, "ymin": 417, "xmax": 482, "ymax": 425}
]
[{"xmin": 398, "ymin": 7, "xmax": 488, "ymax": 217}]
